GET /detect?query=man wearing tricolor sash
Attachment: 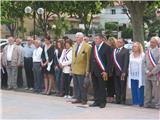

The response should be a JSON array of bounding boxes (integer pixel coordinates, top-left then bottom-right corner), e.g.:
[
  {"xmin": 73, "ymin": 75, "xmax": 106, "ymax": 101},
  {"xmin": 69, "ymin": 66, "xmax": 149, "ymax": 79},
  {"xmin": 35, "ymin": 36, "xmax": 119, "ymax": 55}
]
[
  {"xmin": 112, "ymin": 38, "xmax": 129, "ymax": 104},
  {"xmin": 89, "ymin": 34, "xmax": 112, "ymax": 108},
  {"xmin": 144, "ymin": 37, "xmax": 160, "ymax": 109}
]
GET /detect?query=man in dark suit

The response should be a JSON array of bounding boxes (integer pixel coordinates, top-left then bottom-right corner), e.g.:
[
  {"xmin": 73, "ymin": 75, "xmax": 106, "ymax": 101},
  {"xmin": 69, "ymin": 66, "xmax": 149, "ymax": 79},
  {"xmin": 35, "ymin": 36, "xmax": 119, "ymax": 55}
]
[
  {"xmin": 89, "ymin": 34, "xmax": 112, "ymax": 108},
  {"xmin": 113, "ymin": 38, "xmax": 129, "ymax": 104}
]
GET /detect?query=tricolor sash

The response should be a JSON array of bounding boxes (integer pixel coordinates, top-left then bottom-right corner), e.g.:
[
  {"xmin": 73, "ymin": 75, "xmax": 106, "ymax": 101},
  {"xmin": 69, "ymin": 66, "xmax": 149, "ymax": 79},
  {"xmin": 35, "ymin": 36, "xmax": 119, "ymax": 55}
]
[
  {"xmin": 63, "ymin": 48, "xmax": 71, "ymax": 62},
  {"xmin": 94, "ymin": 45, "xmax": 105, "ymax": 72},
  {"xmin": 113, "ymin": 49, "xmax": 122, "ymax": 71},
  {"xmin": 148, "ymin": 48, "xmax": 157, "ymax": 67}
]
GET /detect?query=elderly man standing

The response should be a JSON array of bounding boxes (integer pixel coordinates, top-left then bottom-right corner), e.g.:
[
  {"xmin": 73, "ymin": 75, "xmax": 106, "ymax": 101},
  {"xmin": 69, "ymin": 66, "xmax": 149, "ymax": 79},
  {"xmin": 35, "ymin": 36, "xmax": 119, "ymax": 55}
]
[
  {"xmin": 32, "ymin": 40, "xmax": 43, "ymax": 93},
  {"xmin": 2, "ymin": 36, "xmax": 21, "ymax": 89},
  {"xmin": 23, "ymin": 36, "xmax": 35, "ymax": 90},
  {"xmin": 144, "ymin": 36, "xmax": 160, "ymax": 108},
  {"xmin": 71, "ymin": 32, "xmax": 91, "ymax": 105},
  {"xmin": 15, "ymin": 38, "xmax": 25, "ymax": 88}
]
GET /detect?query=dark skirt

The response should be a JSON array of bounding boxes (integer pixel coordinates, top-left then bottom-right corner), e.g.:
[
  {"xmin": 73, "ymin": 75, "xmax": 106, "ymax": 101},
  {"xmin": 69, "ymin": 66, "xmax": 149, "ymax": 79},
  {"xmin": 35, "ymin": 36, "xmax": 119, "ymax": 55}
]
[{"xmin": 41, "ymin": 64, "xmax": 55, "ymax": 75}]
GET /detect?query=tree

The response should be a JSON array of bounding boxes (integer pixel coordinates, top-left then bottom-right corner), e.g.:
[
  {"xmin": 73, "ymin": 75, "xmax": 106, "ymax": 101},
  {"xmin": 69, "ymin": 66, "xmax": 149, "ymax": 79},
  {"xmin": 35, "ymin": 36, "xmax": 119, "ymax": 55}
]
[
  {"xmin": 105, "ymin": 22, "xmax": 118, "ymax": 37},
  {"xmin": 1, "ymin": 1, "xmax": 18, "ymax": 36},
  {"xmin": 70, "ymin": 1, "xmax": 110, "ymax": 35},
  {"xmin": 1, "ymin": 1, "xmax": 31, "ymax": 37},
  {"xmin": 122, "ymin": 27, "xmax": 133, "ymax": 39},
  {"xmin": 33, "ymin": 1, "xmax": 71, "ymax": 36},
  {"xmin": 125, "ymin": 1, "xmax": 147, "ymax": 45},
  {"xmin": 144, "ymin": 1, "xmax": 160, "ymax": 40},
  {"xmin": 52, "ymin": 17, "xmax": 70, "ymax": 38}
]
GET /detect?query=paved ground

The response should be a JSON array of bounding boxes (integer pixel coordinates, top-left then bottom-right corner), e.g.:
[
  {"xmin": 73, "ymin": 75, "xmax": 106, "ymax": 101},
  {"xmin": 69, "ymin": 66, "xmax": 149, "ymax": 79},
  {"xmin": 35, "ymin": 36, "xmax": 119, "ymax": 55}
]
[{"xmin": 0, "ymin": 90, "xmax": 159, "ymax": 120}]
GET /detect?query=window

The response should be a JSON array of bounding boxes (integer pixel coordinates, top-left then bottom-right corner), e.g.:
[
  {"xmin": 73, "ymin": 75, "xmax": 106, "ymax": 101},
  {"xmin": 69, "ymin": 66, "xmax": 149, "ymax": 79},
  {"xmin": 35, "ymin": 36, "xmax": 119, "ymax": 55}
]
[
  {"xmin": 122, "ymin": 8, "xmax": 127, "ymax": 14},
  {"xmin": 111, "ymin": 9, "xmax": 116, "ymax": 14}
]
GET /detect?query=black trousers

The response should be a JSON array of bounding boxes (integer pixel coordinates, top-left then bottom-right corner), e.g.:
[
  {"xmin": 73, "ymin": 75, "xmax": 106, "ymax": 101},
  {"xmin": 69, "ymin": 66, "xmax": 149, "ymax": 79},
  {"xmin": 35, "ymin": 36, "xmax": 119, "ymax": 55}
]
[
  {"xmin": 24, "ymin": 57, "xmax": 34, "ymax": 88},
  {"xmin": 1, "ymin": 67, "xmax": 8, "ymax": 88},
  {"xmin": 106, "ymin": 76, "xmax": 115, "ymax": 97},
  {"xmin": 114, "ymin": 75, "xmax": 127, "ymax": 104},
  {"xmin": 17, "ymin": 66, "xmax": 23, "ymax": 88},
  {"xmin": 92, "ymin": 72, "xmax": 106, "ymax": 104},
  {"xmin": 63, "ymin": 73, "xmax": 72, "ymax": 96}
]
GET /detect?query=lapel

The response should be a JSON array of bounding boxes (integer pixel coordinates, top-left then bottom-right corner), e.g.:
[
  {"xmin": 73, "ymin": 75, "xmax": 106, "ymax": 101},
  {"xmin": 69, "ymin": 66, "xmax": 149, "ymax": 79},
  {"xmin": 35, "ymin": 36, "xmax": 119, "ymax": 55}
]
[
  {"xmin": 152, "ymin": 47, "xmax": 159, "ymax": 61},
  {"xmin": 98, "ymin": 42, "xmax": 104, "ymax": 54},
  {"xmin": 77, "ymin": 42, "xmax": 85, "ymax": 57},
  {"xmin": 117, "ymin": 47, "xmax": 124, "ymax": 56}
]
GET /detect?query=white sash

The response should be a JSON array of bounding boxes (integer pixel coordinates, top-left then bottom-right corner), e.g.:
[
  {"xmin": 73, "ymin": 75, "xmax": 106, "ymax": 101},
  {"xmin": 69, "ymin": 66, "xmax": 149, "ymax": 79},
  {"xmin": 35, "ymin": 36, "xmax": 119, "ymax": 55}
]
[
  {"xmin": 113, "ymin": 49, "xmax": 122, "ymax": 71},
  {"xmin": 94, "ymin": 45, "xmax": 105, "ymax": 72},
  {"xmin": 147, "ymin": 48, "xmax": 157, "ymax": 67}
]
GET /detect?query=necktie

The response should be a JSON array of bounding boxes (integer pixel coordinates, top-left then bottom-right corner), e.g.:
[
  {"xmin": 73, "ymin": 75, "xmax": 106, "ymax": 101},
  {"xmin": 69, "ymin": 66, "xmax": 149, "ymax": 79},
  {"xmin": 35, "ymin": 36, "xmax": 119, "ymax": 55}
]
[
  {"xmin": 96, "ymin": 45, "xmax": 99, "ymax": 51},
  {"xmin": 75, "ymin": 44, "xmax": 80, "ymax": 57},
  {"xmin": 117, "ymin": 48, "xmax": 120, "ymax": 54}
]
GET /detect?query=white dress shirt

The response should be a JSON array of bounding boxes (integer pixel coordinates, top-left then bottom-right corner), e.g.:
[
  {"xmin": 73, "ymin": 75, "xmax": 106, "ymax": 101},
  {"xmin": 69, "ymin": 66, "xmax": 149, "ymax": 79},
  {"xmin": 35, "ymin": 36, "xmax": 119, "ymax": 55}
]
[
  {"xmin": 76, "ymin": 41, "xmax": 84, "ymax": 55},
  {"xmin": 7, "ymin": 44, "xmax": 14, "ymax": 61},
  {"xmin": 33, "ymin": 47, "xmax": 43, "ymax": 62}
]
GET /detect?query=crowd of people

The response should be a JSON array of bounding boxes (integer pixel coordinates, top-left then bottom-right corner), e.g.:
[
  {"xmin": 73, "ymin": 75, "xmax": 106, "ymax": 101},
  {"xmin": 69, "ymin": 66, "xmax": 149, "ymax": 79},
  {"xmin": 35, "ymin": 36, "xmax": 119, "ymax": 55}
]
[{"xmin": 1, "ymin": 32, "xmax": 160, "ymax": 109}]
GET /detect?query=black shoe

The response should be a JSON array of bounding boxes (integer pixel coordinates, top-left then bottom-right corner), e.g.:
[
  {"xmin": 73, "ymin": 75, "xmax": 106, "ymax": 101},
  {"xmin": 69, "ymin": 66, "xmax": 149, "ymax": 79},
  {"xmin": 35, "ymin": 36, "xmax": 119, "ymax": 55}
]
[
  {"xmin": 99, "ymin": 103, "xmax": 106, "ymax": 108},
  {"xmin": 89, "ymin": 102, "xmax": 99, "ymax": 107}
]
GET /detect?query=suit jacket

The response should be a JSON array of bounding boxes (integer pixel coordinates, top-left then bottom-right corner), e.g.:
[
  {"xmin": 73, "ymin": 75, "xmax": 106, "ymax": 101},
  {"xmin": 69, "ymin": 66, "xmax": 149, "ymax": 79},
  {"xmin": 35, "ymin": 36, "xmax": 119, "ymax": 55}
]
[
  {"xmin": 113, "ymin": 47, "xmax": 129, "ymax": 76},
  {"xmin": 2, "ymin": 44, "xmax": 21, "ymax": 67},
  {"xmin": 90, "ymin": 42, "xmax": 112, "ymax": 76},
  {"xmin": 144, "ymin": 47, "xmax": 160, "ymax": 80},
  {"xmin": 72, "ymin": 42, "xmax": 91, "ymax": 75}
]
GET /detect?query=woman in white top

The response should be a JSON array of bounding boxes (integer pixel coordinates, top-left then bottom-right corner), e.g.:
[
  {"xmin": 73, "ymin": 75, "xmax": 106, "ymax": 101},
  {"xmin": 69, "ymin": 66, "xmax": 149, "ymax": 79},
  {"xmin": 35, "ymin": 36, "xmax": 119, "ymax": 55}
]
[
  {"xmin": 128, "ymin": 42, "xmax": 145, "ymax": 107},
  {"xmin": 59, "ymin": 40, "xmax": 72, "ymax": 98}
]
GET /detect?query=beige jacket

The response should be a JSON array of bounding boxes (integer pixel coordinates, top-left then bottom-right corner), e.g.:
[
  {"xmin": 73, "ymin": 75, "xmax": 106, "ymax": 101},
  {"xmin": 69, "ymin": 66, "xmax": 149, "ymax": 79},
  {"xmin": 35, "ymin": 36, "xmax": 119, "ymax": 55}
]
[
  {"xmin": 72, "ymin": 42, "xmax": 91, "ymax": 75},
  {"xmin": 2, "ymin": 44, "xmax": 21, "ymax": 67},
  {"xmin": 144, "ymin": 47, "xmax": 160, "ymax": 80}
]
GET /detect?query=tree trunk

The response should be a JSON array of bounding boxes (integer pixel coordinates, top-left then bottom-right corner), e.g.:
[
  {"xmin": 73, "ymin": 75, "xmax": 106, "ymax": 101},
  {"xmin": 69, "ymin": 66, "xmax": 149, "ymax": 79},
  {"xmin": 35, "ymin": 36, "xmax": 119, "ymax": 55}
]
[
  {"xmin": 125, "ymin": 1, "xmax": 147, "ymax": 46},
  {"xmin": 7, "ymin": 24, "xmax": 15, "ymax": 37}
]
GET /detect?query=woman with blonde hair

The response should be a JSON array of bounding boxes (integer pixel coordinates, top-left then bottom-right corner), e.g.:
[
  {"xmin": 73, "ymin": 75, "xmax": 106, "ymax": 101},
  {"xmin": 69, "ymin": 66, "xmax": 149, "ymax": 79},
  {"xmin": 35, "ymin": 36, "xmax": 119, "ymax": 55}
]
[
  {"xmin": 128, "ymin": 42, "xmax": 145, "ymax": 106},
  {"xmin": 105, "ymin": 37, "xmax": 117, "ymax": 103}
]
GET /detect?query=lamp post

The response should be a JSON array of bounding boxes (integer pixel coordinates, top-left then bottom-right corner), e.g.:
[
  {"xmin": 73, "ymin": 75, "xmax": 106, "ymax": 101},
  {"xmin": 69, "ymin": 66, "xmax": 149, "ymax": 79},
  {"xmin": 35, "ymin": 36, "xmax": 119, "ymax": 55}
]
[{"xmin": 25, "ymin": 6, "xmax": 44, "ymax": 40}]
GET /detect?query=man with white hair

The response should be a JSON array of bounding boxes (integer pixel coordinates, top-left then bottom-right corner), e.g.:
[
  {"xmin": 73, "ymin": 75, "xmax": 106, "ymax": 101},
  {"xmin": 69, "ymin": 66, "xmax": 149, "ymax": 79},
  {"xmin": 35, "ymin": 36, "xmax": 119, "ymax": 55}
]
[
  {"xmin": 2, "ymin": 36, "xmax": 21, "ymax": 89},
  {"xmin": 71, "ymin": 32, "xmax": 91, "ymax": 105},
  {"xmin": 23, "ymin": 36, "xmax": 35, "ymax": 90},
  {"xmin": 144, "ymin": 36, "xmax": 160, "ymax": 108},
  {"xmin": 32, "ymin": 40, "xmax": 43, "ymax": 93},
  {"xmin": 15, "ymin": 38, "xmax": 25, "ymax": 88}
]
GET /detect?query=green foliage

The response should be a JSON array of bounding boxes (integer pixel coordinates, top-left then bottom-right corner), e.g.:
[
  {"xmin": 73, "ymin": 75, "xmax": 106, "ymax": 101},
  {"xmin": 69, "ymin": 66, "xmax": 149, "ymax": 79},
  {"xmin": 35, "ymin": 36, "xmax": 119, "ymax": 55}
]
[
  {"xmin": 122, "ymin": 27, "xmax": 133, "ymax": 39},
  {"xmin": 104, "ymin": 22, "xmax": 118, "ymax": 37},
  {"xmin": 66, "ymin": 28, "xmax": 84, "ymax": 34},
  {"xmin": 144, "ymin": 1, "xmax": 160, "ymax": 40},
  {"xmin": 105, "ymin": 22, "xmax": 118, "ymax": 31},
  {"xmin": 1, "ymin": 1, "xmax": 110, "ymax": 37},
  {"xmin": 70, "ymin": 1, "xmax": 110, "ymax": 35},
  {"xmin": 52, "ymin": 17, "xmax": 71, "ymax": 38},
  {"xmin": 1, "ymin": 1, "xmax": 31, "ymax": 36}
]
